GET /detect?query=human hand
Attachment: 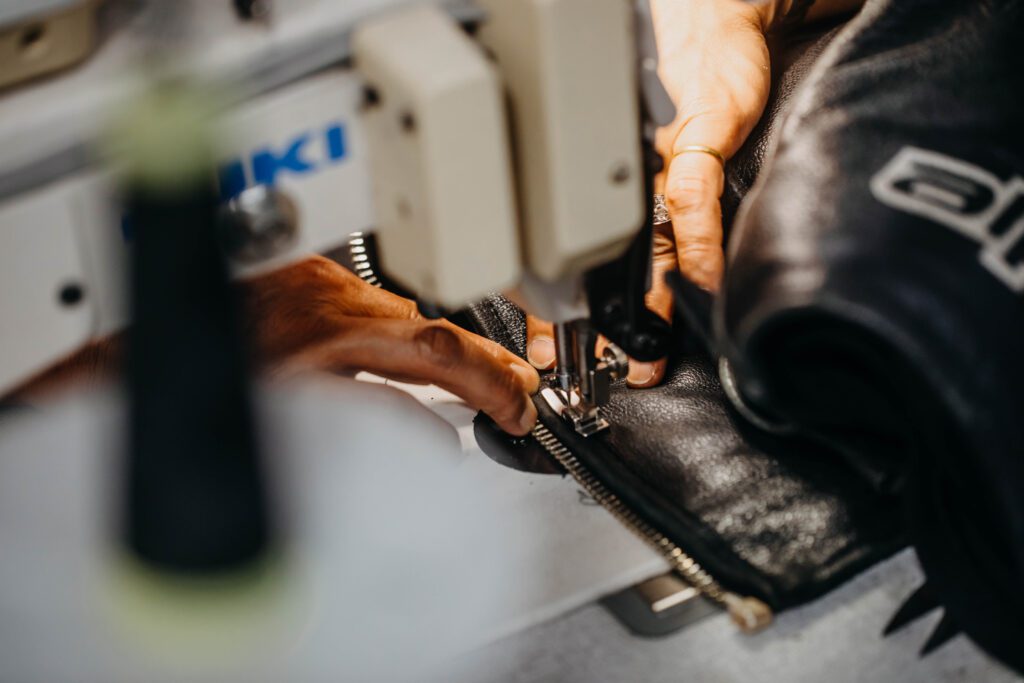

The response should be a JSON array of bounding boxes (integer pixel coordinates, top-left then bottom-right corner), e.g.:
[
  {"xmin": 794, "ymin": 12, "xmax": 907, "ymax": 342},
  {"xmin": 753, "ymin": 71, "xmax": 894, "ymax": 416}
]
[
  {"xmin": 10, "ymin": 256, "xmax": 540, "ymax": 436},
  {"xmin": 525, "ymin": 0, "xmax": 771, "ymax": 387},
  {"xmin": 652, "ymin": 0, "xmax": 771, "ymax": 292},
  {"xmin": 241, "ymin": 256, "xmax": 540, "ymax": 435}
]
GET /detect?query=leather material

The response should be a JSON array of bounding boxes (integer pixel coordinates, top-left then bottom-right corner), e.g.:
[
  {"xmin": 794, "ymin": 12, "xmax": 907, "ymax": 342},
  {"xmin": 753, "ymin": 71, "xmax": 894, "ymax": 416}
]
[
  {"xmin": 467, "ymin": 16, "xmax": 907, "ymax": 611},
  {"xmin": 721, "ymin": 18, "xmax": 848, "ymax": 231},
  {"xmin": 469, "ymin": 301, "xmax": 903, "ymax": 610},
  {"xmin": 719, "ymin": 0, "xmax": 1024, "ymax": 669},
  {"xmin": 599, "ymin": 352, "xmax": 902, "ymax": 606}
]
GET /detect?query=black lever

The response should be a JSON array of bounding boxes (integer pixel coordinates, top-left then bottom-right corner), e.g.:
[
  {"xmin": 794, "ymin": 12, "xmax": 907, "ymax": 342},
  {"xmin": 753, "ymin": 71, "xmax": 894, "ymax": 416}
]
[{"xmin": 586, "ymin": 143, "xmax": 672, "ymax": 363}]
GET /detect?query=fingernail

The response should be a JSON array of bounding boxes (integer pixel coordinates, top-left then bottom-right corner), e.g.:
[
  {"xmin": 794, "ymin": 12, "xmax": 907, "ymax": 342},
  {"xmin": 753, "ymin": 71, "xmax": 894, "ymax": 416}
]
[
  {"xmin": 510, "ymin": 362, "xmax": 540, "ymax": 394},
  {"xmin": 627, "ymin": 361, "xmax": 658, "ymax": 387},
  {"xmin": 517, "ymin": 398, "xmax": 538, "ymax": 435},
  {"xmin": 527, "ymin": 336, "xmax": 556, "ymax": 369}
]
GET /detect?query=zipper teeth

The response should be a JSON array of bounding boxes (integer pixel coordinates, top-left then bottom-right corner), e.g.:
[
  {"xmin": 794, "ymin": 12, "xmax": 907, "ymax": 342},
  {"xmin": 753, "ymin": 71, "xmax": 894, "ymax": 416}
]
[
  {"xmin": 348, "ymin": 232, "xmax": 381, "ymax": 287},
  {"xmin": 531, "ymin": 420, "xmax": 773, "ymax": 633},
  {"xmin": 345, "ymin": 230, "xmax": 772, "ymax": 631},
  {"xmin": 532, "ymin": 422, "xmax": 725, "ymax": 599}
]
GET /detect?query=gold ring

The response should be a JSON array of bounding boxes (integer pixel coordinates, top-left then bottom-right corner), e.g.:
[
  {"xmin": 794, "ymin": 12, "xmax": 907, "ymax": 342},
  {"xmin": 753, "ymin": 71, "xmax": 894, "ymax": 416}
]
[{"xmin": 677, "ymin": 145, "xmax": 725, "ymax": 166}]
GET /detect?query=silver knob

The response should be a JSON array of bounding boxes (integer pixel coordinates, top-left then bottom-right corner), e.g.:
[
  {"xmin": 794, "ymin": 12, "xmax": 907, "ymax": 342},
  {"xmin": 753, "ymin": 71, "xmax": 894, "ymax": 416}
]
[
  {"xmin": 218, "ymin": 185, "xmax": 299, "ymax": 264},
  {"xmin": 600, "ymin": 342, "xmax": 629, "ymax": 381}
]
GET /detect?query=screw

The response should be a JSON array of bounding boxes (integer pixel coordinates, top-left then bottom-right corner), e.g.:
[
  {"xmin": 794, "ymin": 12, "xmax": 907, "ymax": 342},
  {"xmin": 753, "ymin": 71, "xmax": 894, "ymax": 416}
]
[
  {"xmin": 58, "ymin": 283, "xmax": 84, "ymax": 307},
  {"xmin": 396, "ymin": 197, "xmax": 411, "ymax": 218},
  {"xmin": 400, "ymin": 111, "xmax": 416, "ymax": 132},
  {"xmin": 18, "ymin": 23, "xmax": 47, "ymax": 59},
  {"xmin": 362, "ymin": 85, "xmax": 381, "ymax": 109},
  {"xmin": 610, "ymin": 162, "xmax": 631, "ymax": 184},
  {"xmin": 234, "ymin": 0, "xmax": 271, "ymax": 20}
]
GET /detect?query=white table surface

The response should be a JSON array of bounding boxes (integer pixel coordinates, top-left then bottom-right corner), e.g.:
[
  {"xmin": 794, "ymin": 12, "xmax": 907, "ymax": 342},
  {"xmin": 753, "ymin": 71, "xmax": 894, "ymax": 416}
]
[{"xmin": 0, "ymin": 374, "xmax": 1016, "ymax": 682}]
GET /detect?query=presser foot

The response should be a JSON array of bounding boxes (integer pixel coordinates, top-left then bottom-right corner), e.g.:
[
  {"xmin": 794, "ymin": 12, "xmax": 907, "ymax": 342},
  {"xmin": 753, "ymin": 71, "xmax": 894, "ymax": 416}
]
[
  {"xmin": 565, "ymin": 404, "xmax": 610, "ymax": 437},
  {"xmin": 550, "ymin": 320, "xmax": 629, "ymax": 436},
  {"xmin": 545, "ymin": 384, "xmax": 610, "ymax": 437}
]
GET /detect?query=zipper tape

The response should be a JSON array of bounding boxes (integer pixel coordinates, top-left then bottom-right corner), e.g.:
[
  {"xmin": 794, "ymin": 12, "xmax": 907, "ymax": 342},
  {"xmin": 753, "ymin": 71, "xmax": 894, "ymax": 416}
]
[
  {"xmin": 531, "ymin": 419, "xmax": 773, "ymax": 633},
  {"xmin": 344, "ymin": 237, "xmax": 773, "ymax": 632}
]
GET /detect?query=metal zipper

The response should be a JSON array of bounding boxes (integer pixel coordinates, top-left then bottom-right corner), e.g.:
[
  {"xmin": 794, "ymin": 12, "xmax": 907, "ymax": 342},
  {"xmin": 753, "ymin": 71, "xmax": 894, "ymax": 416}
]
[
  {"xmin": 343, "ymin": 230, "xmax": 773, "ymax": 633},
  {"xmin": 531, "ymin": 420, "xmax": 774, "ymax": 633},
  {"xmin": 347, "ymin": 231, "xmax": 381, "ymax": 287}
]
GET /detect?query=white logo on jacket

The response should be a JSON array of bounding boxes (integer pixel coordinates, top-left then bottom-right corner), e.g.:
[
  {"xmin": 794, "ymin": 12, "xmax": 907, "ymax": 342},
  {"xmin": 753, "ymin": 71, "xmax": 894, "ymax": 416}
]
[{"xmin": 871, "ymin": 146, "xmax": 1024, "ymax": 293}]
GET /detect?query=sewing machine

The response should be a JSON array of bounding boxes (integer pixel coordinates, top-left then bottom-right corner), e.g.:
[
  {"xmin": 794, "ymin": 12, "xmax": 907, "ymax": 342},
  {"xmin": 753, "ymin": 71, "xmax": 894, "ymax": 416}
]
[
  {"xmin": 3, "ymin": 5, "xmax": 1019, "ymax": 682},
  {"xmin": 0, "ymin": 1, "xmax": 682, "ymax": 678},
  {"xmin": 0, "ymin": 0, "xmax": 675, "ymax": 436}
]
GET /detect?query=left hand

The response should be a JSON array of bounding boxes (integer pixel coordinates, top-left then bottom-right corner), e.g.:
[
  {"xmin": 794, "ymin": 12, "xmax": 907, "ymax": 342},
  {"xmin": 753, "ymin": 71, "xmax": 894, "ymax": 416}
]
[
  {"xmin": 241, "ymin": 256, "xmax": 543, "ymax": 435},
  {"xmin": 9, "ymin": 256, "xmax": 541, "ymax": 436}
]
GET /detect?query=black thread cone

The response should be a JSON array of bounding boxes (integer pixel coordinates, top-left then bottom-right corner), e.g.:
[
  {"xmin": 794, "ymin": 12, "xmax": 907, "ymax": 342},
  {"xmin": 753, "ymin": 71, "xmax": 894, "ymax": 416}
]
[{"xmin": 124, "ymin": 171, "xmax": 270, "ymax": 573}]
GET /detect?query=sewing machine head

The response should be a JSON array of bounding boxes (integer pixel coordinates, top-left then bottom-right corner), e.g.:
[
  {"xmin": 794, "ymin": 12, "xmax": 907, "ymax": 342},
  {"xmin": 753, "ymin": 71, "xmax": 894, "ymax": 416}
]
[
  {"xmin": 353, "ymin": 0, "xmax": 676, "ymax": 435},
  {"xmin": 0, "ymin": 0, "xmax": 676, "ymax": 436}
]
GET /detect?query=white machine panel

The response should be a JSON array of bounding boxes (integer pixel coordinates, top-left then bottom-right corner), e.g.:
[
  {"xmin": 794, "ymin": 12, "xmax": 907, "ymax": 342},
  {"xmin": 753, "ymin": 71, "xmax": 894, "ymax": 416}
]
[
  {"xmin": 352, "ymin": 4, "xmax": 521, "ymax": 307},
  {"xmin": 475, "ymin": 0, "xmax": 645, "ymax": 282},
  {"xmin": 0, "ymin": 67, "xmax": 379, "ymax": 392},
  {"xmin": 0, "ymin": 180, "xmax": 95, "ymax": 391},
  {"xmin": 70, "ymin": 172, "xmax": 129, "ymax": 339},
  {"xmin": 217, "ymin": 68, "xmax": 376, "ymax": 277}
]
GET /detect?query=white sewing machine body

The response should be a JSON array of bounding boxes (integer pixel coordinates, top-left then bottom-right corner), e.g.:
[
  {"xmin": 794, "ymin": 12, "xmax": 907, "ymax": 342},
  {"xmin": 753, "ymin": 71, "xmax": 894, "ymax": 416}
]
[
  {"xmin": 0, "ymin": 0, "xmax": 660, "ymax": 399},
  {"xmin": 0, "ymin": 66, "xmax": 375, "ymax": 391},
  {"xmin": 0, "ymin": 7, "xmax": 678, "ymax": 676}
]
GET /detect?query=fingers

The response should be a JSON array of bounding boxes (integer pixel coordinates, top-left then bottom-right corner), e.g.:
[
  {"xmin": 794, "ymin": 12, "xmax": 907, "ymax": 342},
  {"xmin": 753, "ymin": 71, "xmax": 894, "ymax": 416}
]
[
  {"xmin": 651, "ymin": 0, "xmax": 771, "ymax": 295},
  {"xmin": 240, "ymin": 255, "xmax": 541, "ymax": 434},
  {"xmin": 627, "ymin": 219, "xmax": 679, "ymax": 388},
  {"xmin": 279, "ymin": 317, "xmax": 540, "ymax": 436},
  {"xmin": 525, "ymin": 315, "xmax": 556, "ymax": 370},
  {"xmin": 4, "ymin": 335, "xmax": 123, "ymax": 403},
  {"xmin": 523, "ymin": 231, "xmax": 677, "ymax": 388},
  {"xmin": 658, "ymin": 105, "xmax": 747, "ymax": 296},
  {"xmin": 243, "ymin": 255, "xmax": 420, "ymax": 321},
  {"xmin": 240, "ymin": 255, "xmax": 424, "ymax": 362},
  {"xmin": 647, "ymin": 219, "xmax": 679, "ymax": 324},
  {"xmin": 663, "ymin": 149, "xmax": 726, "ymax": 293}
]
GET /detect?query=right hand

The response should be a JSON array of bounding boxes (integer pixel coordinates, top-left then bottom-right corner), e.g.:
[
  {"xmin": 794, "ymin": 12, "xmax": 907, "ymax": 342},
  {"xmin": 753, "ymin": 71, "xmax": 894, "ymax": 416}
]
[
  {"xmin": 526, "ymin": 0, "xmax": 772, "ymax": 385},
  {"xmin": 653, "ymin": 0, "xmax": 771, "ymax": 293}
]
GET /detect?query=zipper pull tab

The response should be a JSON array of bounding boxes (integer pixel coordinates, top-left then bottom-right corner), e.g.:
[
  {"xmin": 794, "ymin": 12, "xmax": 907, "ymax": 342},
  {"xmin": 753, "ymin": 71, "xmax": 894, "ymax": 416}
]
[{"xmin": 723, "ymin": 593, "xmax": 773, "ymax": 633}]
